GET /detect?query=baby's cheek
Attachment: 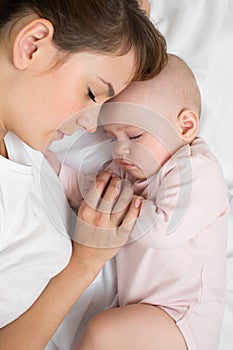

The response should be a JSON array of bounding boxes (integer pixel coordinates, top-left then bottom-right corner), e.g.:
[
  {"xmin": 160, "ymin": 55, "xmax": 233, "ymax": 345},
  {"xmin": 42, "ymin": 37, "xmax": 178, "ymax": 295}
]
[
  {"xmin": 150, "ymin": 144, "xmax": 171, "ymax": 168},
  {"xmin": 131, "ymin": 143, "xmax": 160, "ymax": 172}
]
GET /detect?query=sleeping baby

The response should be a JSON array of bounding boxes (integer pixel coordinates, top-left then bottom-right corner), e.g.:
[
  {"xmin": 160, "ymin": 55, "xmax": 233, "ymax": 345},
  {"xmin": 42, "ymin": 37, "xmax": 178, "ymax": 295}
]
[{"xmin": 47, "ymin": 54, "xmax": 229, "ymax": 350}]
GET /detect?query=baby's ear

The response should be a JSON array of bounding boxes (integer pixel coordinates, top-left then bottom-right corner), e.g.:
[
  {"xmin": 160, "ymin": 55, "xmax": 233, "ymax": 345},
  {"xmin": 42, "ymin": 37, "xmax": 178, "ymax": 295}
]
[
  {"xmin": 177, "ymin": 109, "xmax": 199, "ymax": 143},
  {"xmin": 12, "ymin": 18, "xmax": 54, "ymax": 70}
]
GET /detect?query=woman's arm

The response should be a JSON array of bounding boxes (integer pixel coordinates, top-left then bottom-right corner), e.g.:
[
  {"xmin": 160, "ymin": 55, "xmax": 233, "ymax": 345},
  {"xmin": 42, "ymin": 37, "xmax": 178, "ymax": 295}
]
[
  {"xmin": 0, "ymin": 172, "xmax": 141, "ymax": 350},
  {"xmin": 0, "ymin": 249, "xmax": 100, "ymax": 349}
]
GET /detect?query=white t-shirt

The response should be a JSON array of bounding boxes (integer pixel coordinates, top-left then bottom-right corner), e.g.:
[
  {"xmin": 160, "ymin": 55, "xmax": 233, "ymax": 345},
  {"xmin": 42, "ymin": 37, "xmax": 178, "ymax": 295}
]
[{"xmin": 0, "ymin": 132, "xmax": 72, "ymax": 327}]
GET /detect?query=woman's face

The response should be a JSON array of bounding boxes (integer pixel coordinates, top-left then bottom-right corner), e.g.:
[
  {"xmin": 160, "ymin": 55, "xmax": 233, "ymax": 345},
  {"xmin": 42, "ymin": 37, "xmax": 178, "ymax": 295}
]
[{"xmin": 6, "ymin": 50, "xmax": 135, "ymax": 150}]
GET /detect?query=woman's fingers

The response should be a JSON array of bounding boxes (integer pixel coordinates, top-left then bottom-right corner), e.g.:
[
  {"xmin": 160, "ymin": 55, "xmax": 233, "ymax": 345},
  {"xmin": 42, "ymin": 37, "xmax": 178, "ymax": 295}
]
[
  {"xmin": 74, "ymin": 195, "xmax": 141, "ymax": 248},
  {"xmin": 75, "ymin": 172, "xmax": 142, "ymax": 248},
  {"xmin": 82, "ymin": 171, "xmax": 113, "ymax": 210},
  {"xmin": 97, "ymin": 176, "xmax": 122, "ymax": 213},
  {"xmin": 120, "ymin": 196, "xmax": 141, "ymax": 226},
  {"xmin": 110, "ymin": 179, "xmax": 134, "ymax": 222},
  {"xmin": 116, "ymin": 196, "xmax": 142, "ymax": 242},
  {"xmin": 79, "ymin": 172, "xmax": 138, "ymax": 225},
  {"xmin": 83, "ymin": 172, "xmax": 130, "ymax": 215}
]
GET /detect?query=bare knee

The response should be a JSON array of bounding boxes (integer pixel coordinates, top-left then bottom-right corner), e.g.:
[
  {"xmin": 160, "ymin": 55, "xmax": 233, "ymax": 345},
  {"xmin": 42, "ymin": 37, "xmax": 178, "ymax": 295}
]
[
  {"xmin": 75, "ymin": 304, "xmax": 188, "ymax": 350},
  {"xmin": 75, "ymin": 310, "xmax": 114, "ymax": 350}
]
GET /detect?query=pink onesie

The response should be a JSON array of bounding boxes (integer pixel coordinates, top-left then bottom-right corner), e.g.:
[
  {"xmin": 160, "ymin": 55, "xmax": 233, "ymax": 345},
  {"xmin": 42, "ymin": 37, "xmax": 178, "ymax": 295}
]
[{"xmin": 59, "ymin": 137, "xmax": 229, "ymax": 350}]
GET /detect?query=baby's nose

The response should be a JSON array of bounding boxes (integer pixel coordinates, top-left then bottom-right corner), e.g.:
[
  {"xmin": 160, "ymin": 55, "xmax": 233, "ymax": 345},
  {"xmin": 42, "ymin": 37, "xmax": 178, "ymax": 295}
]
[{"xmin": 114, "ymin": 139, "xmax": 131, "ymax": 156}]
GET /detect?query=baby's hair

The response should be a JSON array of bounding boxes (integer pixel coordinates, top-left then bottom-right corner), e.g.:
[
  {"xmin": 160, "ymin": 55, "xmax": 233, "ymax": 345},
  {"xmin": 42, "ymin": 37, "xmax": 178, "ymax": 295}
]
[
  {"xmin": 168, "ymin": 54, "xmax": 201, "ymax": 117},
  {"xmin": 146, "ymin": 54, "xmax": 202, "ymax": 119},
  {"xmin": 0, "ymin": 0, "xmax": 167, "ymax": 81}
]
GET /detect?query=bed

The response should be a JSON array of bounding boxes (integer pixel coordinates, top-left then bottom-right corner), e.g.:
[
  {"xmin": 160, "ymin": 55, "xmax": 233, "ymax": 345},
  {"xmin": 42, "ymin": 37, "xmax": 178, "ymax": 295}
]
[{"xmin": 47, "ymin": 1, "xmax": 233, "ymax": 349}]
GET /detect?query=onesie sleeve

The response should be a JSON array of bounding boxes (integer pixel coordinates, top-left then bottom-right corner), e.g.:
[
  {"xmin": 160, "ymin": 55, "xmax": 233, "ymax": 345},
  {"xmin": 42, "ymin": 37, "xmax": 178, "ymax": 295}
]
[
  {"xmin": 59, "ymin": 164, "xmax": 83, "ymax": 210},
  {"xmin": 131, "ymin": 152, "xmax": 229, "ymax": 249},
  {"xmin": 60, "ymin": 161, "xmax": 124, "ymax": 210},
  {"xmin": 43, "ymin": 149, "xmax": 83, "ymax": 210}
]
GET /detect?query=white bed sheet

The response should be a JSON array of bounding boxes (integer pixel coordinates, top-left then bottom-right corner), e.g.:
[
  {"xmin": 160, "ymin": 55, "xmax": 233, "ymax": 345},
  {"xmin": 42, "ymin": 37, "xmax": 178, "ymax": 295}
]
[{"xmin": 48, "ymin": 1, "xmax": 233, "ymax": 349}]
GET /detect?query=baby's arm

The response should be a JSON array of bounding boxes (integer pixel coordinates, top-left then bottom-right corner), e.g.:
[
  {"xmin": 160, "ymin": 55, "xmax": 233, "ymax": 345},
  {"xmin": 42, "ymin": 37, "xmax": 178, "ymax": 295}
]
[
  {"xmin": 132, "ymin": 153, "xmax": 229, "ymax": 249},
  {"xmin": 43, "ymin": 148, "xmax": 61, "ymax": 176},
  {"xmin": 43, "ymin": 149, "xmax": 83, "ymax": 210},
  {"xmin": 59, "ymin": 164, "xmax": 83, "ymax": 210}
]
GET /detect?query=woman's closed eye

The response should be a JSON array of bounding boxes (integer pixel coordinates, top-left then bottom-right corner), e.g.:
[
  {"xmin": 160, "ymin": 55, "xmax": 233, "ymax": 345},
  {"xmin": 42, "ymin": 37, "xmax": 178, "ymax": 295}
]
[
  {"xmin": 129, "ymin": 133, "xmax": 143, "ymax": 140},
  {"xmin": 88, "ymin": 87, "xmax": 96, "ymax": 102}
]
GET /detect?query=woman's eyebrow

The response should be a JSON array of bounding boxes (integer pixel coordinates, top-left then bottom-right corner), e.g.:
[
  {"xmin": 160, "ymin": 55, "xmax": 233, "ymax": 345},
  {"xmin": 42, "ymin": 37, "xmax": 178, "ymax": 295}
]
[{"xmin": 99, "ymin": 77, "xmax": 115, "ymax": 97}]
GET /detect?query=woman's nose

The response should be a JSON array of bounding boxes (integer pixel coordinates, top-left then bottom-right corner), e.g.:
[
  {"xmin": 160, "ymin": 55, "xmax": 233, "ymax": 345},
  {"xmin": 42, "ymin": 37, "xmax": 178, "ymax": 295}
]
[
  {"xmin": 114, "ymin": 139, "xmax": 130, "ymax": 156},
  {"xmin": 76, "ymin": 106, "xmax": 101, "ymax": 132},
  {"xmin": 76, "ymin": 116, "xmax": 97, "ymax": 133}
]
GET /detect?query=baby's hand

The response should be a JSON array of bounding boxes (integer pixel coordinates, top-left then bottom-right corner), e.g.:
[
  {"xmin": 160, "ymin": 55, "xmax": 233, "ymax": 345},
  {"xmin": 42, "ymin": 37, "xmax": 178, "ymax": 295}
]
[{"xmin": 43, "ymin": 149, "xmax": 61, "ymax": 175}]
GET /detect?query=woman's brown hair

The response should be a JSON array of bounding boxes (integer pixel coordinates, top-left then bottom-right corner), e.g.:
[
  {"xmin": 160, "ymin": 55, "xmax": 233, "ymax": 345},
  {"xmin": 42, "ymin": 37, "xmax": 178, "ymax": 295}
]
[{"xmin": 0, "ymin": 0, "xmax": 167, "ymax": 81}]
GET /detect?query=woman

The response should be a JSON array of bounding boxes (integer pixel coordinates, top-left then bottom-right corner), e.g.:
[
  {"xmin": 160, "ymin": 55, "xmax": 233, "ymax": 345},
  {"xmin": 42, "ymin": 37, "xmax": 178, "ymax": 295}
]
[{"xmin": 0, "ymin": 0, "xmax": 167, "ymax": 348}]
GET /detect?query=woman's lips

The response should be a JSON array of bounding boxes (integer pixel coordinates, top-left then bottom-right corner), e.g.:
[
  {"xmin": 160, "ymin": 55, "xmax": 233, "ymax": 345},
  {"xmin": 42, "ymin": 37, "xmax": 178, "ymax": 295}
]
[{"xmin": 56, "ymin": 130, "xmax": 65, "ymax": 140}]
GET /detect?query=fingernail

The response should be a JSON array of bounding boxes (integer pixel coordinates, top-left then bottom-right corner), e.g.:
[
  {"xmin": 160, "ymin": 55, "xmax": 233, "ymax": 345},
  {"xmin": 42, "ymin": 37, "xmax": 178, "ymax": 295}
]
[{"xmin": 134, "ymin": 198, "xmax": 141, "ymax": 208}]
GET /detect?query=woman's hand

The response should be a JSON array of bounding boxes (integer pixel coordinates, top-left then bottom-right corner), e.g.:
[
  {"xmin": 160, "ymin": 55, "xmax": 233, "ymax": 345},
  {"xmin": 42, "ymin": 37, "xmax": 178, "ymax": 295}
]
[{"xmin": 71, "ymin": 171, "xmax": 141, "ymax": 271}]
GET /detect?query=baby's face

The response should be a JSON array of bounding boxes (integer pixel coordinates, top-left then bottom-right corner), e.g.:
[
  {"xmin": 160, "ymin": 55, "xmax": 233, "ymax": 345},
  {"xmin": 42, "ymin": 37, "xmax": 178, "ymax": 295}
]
[{"xmin": 103, "ymin": 123, "xmax": 170, "ymax": 179}]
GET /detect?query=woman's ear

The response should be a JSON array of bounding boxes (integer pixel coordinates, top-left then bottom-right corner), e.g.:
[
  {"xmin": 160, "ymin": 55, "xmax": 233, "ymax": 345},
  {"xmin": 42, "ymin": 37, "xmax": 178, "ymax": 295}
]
[
  {"xmin": 138, "ymin": 0, "xmax": 151, "ymax": 17},
  {"xmin": 12, "ymin": 18, "xmax": 54, "ymax": 70},
  {"xmin": 177, "ymin": 109, "xmax": 199, "ymax": 142}
]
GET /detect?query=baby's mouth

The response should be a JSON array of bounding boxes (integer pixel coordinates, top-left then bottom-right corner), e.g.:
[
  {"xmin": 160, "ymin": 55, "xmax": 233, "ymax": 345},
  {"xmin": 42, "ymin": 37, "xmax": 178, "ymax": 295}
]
[{"xmin": 118, "ymin": 159, "xmax": 136, "ymax": 169}]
